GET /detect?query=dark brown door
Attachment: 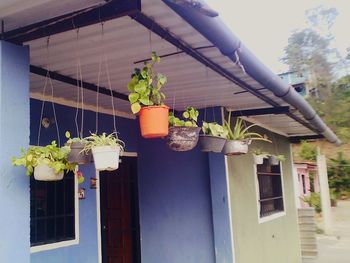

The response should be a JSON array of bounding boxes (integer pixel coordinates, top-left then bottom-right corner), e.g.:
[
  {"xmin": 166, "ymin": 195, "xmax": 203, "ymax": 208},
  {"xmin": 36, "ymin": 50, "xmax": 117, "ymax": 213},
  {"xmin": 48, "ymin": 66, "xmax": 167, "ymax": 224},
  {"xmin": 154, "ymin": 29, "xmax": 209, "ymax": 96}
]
[{"xmin": 100, "ymin": 157, "xmax": 140, "ymax": 263}]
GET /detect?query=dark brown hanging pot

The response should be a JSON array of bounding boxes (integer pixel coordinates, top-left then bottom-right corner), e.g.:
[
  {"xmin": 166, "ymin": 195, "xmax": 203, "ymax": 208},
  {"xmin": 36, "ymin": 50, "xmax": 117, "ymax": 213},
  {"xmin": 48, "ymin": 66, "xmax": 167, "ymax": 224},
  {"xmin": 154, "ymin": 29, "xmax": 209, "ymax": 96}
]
[
  {"xmin": 68, "ymin": 142, "xmax": 92, "ymax": 165},
  {"xmin": 199, "ymin": 135, "xmax": 227, "ymax": 153},
  {"xmin": 166, "ymin": 126, "xmax": 201, "ymax": 151}
]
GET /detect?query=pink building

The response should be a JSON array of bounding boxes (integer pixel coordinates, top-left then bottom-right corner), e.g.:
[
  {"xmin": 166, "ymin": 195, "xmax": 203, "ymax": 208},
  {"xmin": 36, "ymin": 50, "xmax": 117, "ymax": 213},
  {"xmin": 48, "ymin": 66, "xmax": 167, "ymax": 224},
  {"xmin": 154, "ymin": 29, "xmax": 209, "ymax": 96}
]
[{"xmin": 294, "ymin": 162, "xmax": 319, "ymax": 207}]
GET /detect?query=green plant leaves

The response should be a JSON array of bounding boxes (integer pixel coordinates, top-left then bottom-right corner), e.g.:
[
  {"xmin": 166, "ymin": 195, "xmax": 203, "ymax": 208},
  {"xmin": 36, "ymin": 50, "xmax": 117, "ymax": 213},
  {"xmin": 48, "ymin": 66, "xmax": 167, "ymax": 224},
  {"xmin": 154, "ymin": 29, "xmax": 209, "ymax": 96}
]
[
  {"xmin": 169, "ymin": 107, "xmax": 199, "ymax": 127},
  {"xmin": 12, "ymin": 141, "xmax": 78, "ymax": 176},
  {"xmin": 223, "ymin": 114, "xmax": 272, "ymax": 142},
  {"xmin": 131, "ymin": 102, "xmax": 141, "ymax": 114},
  {"xmin": 128, "ymin": 93, "xmax": 139, "ymax": 104},
  {"xmin": 139, "ymin": 96, "xmax": 151, "ymax": 106},
  {"xmin": 127, "ymin": 52, "xmax": 167, "ymax": 114},
  {"xmin": 183, "ymin": 111, "xmax": 190, "ymax": 118}
]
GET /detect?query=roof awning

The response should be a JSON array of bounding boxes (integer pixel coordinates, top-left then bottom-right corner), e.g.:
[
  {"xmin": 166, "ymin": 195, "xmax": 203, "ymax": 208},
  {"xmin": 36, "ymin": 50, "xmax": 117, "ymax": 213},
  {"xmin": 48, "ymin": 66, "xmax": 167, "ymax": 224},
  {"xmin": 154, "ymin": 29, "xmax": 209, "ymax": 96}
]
[{"xmin": 1, "ymin": 0, "xmax": 340, "ymax": 144}]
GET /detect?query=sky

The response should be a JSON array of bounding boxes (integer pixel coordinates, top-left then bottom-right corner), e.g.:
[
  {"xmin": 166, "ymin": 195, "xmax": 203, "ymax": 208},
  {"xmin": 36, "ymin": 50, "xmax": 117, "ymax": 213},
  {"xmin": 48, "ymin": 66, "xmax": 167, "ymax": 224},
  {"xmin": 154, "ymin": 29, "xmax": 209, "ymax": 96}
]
[{"xmin": 205, "ymin": 0, "xmax": 350, "ymax": 73}]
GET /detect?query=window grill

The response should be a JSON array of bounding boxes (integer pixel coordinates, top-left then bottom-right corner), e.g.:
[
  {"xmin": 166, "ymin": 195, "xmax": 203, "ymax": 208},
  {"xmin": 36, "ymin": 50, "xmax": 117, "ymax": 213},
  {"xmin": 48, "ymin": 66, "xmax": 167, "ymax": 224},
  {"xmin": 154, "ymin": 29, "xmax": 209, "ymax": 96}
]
[
  {"xmin": 30, "ymin": 172, "xmax": 75, "ymax": 246},
  {"xmin": 257, "ymin": 160, "xmax": 284, "ymax": 218}
]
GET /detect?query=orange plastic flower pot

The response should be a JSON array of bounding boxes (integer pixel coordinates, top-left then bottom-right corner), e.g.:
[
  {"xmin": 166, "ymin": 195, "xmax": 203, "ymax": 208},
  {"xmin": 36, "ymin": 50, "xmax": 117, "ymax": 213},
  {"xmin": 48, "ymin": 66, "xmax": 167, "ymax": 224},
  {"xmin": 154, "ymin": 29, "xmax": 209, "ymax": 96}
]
[{"xmin": 139, "ymin": 105, "xmax": 169, "ymax": 138}]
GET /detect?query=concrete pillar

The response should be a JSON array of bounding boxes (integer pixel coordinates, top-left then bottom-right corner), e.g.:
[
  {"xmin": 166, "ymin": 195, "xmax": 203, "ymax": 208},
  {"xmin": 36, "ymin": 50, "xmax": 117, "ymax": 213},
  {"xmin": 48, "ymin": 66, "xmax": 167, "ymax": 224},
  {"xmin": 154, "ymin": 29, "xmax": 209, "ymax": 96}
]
[
  {"xmin": 290, "ymin": 146, "xmax": 301, "ymax": 208},
  {"xmin": 0, "ymin": 41, "xmax": 30, "ymax": 262},
  {"xmin": 208, "ymin": 153, "xmax": 234, "ymax": 263},
  {"xmin": 317, "ymin": 149, "xmax": 332, "ymax": 235},
  {"xmin": 207, "ymin": 106, "xmax": 234, "ymax": 263}
]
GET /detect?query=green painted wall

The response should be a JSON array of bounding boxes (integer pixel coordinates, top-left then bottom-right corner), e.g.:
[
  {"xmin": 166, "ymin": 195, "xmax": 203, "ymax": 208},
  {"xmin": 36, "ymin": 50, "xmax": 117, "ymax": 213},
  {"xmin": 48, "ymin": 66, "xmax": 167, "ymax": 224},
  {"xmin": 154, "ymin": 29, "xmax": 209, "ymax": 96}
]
[{"xmin": 226, "ymin": 127, "xmax": 302, "ymax": 263}]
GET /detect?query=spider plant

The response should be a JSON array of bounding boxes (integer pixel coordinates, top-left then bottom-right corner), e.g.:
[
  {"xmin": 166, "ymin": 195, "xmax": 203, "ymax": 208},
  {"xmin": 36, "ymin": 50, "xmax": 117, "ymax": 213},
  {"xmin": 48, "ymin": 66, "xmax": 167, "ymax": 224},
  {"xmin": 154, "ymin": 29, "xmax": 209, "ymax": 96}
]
[
  {"xmin": 83, "ymin": 132, "xmax": 125, "ymax": 153},
  {"xmin": 223, "ymin": 113, "xmax": 272, "ymax": 143}
]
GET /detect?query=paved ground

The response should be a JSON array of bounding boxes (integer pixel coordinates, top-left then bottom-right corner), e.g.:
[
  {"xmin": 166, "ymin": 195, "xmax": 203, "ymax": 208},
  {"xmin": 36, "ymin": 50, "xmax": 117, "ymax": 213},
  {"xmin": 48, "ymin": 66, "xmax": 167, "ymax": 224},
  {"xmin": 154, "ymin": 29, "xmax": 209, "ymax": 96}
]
[{"xmin": 303, "ymin": 200, "xmax": 350, "ymax": 263}]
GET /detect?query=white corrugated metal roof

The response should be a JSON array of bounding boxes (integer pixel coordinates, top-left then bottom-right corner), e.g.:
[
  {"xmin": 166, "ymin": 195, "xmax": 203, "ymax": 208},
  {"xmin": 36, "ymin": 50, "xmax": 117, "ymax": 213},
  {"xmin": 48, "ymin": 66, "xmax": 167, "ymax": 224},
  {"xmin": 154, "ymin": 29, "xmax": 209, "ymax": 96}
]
[
  {"xmin": 0, "ymin": 0, "xmax": 105, "ymax": 31},
  {"xmin": 7, "ymin": 0, "xmax": 316, "ymax": 137}
]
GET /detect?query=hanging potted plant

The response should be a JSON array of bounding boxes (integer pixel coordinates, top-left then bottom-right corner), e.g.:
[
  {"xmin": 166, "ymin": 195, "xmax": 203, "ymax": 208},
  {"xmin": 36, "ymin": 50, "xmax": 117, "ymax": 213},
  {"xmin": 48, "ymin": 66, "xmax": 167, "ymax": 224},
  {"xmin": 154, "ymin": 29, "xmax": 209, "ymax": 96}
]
[
  {"xmin": 83, "ymin": 132, "xmax": 125, "ymax": 171},
  {"xmin": 268, "ymin": 154, "xmax": 285, "ymax": 166},
  {"xmin": 128, "ymin": 52, "xmax": 169, "ymax": 138},
  {"xmin": 12, "ymin": 141, "xmax": 76, "ymax": 181},
  {"xmin": 65, "ymin": 131, "xmax": 92, "ymax": 165},
  {"xmin": 200, "ymin": 122, "xmax": 228, "ymax": 153},
  {"xmin": 222, "ymin": 114, "xmax": 271, "ymax": 155},
  {"xmin": 167, "ymin": 107, "xmax": 201, "ymax": 151},
  {"xmin": 251, "ymin": 149, "xmax": 268, "ymax": 165}
]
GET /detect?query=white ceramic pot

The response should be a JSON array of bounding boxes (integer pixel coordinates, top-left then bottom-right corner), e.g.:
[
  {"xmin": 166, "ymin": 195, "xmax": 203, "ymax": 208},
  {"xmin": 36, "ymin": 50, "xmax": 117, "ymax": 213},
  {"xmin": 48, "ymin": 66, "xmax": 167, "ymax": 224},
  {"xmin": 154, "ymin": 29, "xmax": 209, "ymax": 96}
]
[
  {"xmin": 269, "ymin": 155, "xmax": 280, "ymax": 166},
  {"xmin": 253, "ymin": 154, "xmax": 266, "ymax": 165},
  {"xmin": 91, "ymin": 146, "xmax": 120, "ymax": 171},
  {"xmin": 222, "ymin": 140, "xmax": 249, "ymax": 155},
  {"xmin": 34, "ymin": 163, "xmax": 64, "ymax": 181}
]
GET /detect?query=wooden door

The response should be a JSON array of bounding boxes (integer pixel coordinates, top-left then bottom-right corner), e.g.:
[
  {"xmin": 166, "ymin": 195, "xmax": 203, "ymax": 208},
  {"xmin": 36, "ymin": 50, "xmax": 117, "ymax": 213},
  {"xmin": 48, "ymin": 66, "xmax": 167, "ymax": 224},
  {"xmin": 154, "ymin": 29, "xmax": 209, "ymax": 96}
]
[{"xmin": 100, "ymin": 157, "xmax": 140, "ymax": 263}]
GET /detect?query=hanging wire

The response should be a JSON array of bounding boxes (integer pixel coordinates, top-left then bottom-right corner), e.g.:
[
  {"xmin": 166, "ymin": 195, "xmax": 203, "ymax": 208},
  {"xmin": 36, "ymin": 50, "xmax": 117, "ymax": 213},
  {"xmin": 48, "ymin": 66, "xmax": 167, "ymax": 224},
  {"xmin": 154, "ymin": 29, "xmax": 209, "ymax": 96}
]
[
  {"xmin": 203, "ymin": 66, "xmax": 209, "ymax": 122},
  {"xmin": 233, "ymin": 42, "xmax": 246, "ymax": 74},
  {"xmin": 37, "ymin": 71, "xmax": 48, "ymax": 146},
  {"xmin": 99, "ymin": 22, "xmax": 118, "ymax": 135},
  {"xmin": 48, "ymin": 74, "xmax": 61, "ymax": 147},
  {"xmin": 172, "ymin": 47, "xmax": 181, "ymax": 115},
  {"xmin": 78, "ymin": 48, "xmax": 85, "ymax": 138},
  {"xmin": 95, "ymin": 22, "xmax": 104, "ymax": 134},
  {"xmin": 37, "ymin": 36, "xmax": 61, "ymax": 146},
  {"xmin": 105, "ymin": 54, "xmax": 117, "ymax": 134},
  {"xmin": 74, "ymin": 28, "xmax": 81, "ymax": 138}
]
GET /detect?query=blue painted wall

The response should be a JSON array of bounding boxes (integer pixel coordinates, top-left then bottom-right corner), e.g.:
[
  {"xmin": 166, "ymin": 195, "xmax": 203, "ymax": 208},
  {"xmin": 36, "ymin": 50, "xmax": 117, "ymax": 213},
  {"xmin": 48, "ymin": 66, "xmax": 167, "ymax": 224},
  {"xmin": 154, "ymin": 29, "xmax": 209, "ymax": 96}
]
[
  {"xmin": 30, "ymin": 163, "xmax": 99, "ymax": 263},
  {"xmin": 137, "ymin": 137, "xmax": 216, "ymax": 263},
  {"xmin": 29, "ymin": 101, "xmax": 232, "ymax": 263},
  {"xmin": 29, "ymin": 99, "xmax": 138, "ymax": 263},
  {"xmin": 0, "ymin": 41, "xmax": 30, "ymax": 263},
  {"xmin": 29, "ymin": 99, "xmax": 138, "ymax": 152}
]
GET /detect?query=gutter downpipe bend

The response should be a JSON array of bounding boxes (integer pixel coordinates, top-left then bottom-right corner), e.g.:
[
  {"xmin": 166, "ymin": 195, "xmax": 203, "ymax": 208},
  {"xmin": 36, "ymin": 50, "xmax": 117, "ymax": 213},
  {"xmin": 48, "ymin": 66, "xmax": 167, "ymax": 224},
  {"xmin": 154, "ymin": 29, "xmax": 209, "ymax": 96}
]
[{"xmin": 164, "ymin": 0, "xmax": 341, "ymax": 145}]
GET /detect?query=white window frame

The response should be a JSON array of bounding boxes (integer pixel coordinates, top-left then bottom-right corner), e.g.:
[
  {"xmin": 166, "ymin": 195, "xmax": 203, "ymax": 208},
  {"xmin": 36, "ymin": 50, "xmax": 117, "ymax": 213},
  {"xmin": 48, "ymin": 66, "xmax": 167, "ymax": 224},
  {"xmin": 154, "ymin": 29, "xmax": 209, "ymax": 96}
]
[
  {"xmin": 30, "ymin": 169, "xmax": 80, "ymax": 253},
  {"xmin": 254, "ymin": 162, "xmax": 286, "ymax": 224}
]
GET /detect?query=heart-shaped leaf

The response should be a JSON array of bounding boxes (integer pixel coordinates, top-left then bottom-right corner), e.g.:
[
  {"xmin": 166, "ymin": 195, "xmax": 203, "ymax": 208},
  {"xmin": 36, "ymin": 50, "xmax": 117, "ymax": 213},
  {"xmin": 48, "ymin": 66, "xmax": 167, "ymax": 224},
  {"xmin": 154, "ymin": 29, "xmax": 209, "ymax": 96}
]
[{"xmin": 131, "ymin": 102, "xmax": 141, "ymax": 114}]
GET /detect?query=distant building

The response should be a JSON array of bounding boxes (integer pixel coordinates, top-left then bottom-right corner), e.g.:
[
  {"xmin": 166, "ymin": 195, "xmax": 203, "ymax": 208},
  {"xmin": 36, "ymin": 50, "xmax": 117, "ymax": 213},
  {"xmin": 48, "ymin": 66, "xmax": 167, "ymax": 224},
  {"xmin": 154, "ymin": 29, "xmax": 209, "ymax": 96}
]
[{"xmin": 279, "ymin": 70, "xmax": 315, "ymax": 98}]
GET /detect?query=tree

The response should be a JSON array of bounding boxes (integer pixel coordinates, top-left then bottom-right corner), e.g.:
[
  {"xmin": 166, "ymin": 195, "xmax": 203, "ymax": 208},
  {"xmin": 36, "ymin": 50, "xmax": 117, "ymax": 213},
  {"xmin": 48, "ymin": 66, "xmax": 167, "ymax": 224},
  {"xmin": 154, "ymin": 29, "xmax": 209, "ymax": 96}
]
[
  {"xmin": 328, "ymin": 152, "xmax": 350, "ymax": 193},
  {"xmin": 282, "ymin": 6, "xmax": 350, "ymax": 142},
  {"xmin": 299, "ymin": 141, "xmax": 317, "ymax": 161},
  {"xmin": 282, "ymin": 29, "xmax": 333, "ymax": 99}
]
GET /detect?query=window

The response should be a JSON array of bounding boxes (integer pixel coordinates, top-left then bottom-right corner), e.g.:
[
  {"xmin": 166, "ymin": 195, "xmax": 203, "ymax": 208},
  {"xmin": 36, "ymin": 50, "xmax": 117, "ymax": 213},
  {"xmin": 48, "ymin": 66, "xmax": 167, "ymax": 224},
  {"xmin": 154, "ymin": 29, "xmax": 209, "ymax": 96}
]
[
  {"xmin": 256, "ymin": 159, "xmax": 284, "ymax": 219},
  {"xmin": 30, "ymin": 172, "xmax": 78, "ymax": 251},
  {"xmin": 302, "ymin": 174, "xmax": 306, "ymax": 194}
]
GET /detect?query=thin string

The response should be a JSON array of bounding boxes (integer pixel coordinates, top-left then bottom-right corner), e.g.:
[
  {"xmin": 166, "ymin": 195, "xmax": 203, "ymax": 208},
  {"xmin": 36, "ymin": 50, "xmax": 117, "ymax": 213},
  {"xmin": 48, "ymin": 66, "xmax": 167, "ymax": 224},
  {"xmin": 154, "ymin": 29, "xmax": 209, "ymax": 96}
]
[
  {"xmin": 48, "ymin": 74, "xmax": 61, "ymax": 146},
  {"xmin": 149, "ymin": 26, "xmax": 153, "ymax": 54},
  {"xmin": 203, "ymin": 67, "xmax": 208, "ymax": 122},
  {"xmin": 37, "ymin": 71, "xmax": 49, "ymax": 146},
  {"xmin": 74, "ymin": 28, "xmax": 80, "ymax": 137},
  {"xmin": 38, "ymin": 37, "xmax": 61, "ymax": 146},
  {"xmin": 105, "ymin": 55, "xmax": 117, "ymax": 134},
  {"xmin": 95, "ymin": 22, "xmax": 104, "ymax": 134},
  {"xmin": 78, "ymin": 52, "xmax": 84, "ymax": 138},
  {"xmin": 233, "ymin": 42, "xmax": 246, "ymax": 74},
  {"xmin": 172, "ymin": 47, "xmax": 180, "ymax": 115},
  {"xmin": 269, "ymin": 114, "xmax": 279, "ymax": 155},
  {"xmin": 101, "ymin": 22, "xmax": 117, "ymax": 134},
  {"xmin": 96, "ymin": 55, "xmax": 102, "ymax": 133}
]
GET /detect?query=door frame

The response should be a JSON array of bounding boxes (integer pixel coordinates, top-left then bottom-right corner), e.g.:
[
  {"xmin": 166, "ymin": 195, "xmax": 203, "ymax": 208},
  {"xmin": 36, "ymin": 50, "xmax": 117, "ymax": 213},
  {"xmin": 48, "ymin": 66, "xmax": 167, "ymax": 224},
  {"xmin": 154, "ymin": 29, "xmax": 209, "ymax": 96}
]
[{"xmin": 96, "ymin": 152, "xmax": 138, "ymax": 263}]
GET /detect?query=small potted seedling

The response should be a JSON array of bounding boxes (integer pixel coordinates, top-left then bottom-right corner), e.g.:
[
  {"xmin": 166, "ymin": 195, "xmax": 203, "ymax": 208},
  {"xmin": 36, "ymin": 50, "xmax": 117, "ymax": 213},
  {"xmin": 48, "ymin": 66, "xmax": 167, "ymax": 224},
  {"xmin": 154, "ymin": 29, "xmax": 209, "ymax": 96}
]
[
  {"xmin": 200, "ymin": 121, "xmax": 228, "ymax": 153},
  {"xmin": 65, "ymin": 131, "xmax": 91, "ymax": 165},
  {"xmin": 167, "ymin": 107, "xmax": 201, "ymax": 151},
  {"xmin": 251, "ymin": 149, "xmax": 268, "ymax": 165},
  {"xmin": 84, "ymin": 132, "xmax": 125, "ymax": 171},
  {"xmin": 269, "ymin": 154, "xmax": 285, "ymax": 166},
  {"xmin": 128, "ymin": 52, "xmax": 169, "ymax": 138},
  {"xmin": 12, "ymin": 141, "xmax": 76, "ymax": 181},
  {"xmin": 222, "ymin": 113, "xmax": 271, "ymax": 155}
]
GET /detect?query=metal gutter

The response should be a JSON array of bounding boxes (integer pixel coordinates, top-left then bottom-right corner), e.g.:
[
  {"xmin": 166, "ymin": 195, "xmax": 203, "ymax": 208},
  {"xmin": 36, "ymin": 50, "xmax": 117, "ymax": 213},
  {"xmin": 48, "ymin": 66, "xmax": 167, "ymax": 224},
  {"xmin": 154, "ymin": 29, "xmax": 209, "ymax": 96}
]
[{"xmin": 164, "ymin": 0, "xmax": 341, "ymax": 145}]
